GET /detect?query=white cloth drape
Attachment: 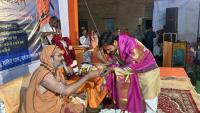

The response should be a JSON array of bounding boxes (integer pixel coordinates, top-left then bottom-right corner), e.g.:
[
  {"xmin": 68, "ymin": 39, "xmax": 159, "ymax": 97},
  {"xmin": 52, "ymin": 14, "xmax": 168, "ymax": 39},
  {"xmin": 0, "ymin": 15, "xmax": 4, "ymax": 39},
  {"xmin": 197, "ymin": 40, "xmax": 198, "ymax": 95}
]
[{"xmin": 58, "ymin": 0, "xmax": 70, "ymax": 38}]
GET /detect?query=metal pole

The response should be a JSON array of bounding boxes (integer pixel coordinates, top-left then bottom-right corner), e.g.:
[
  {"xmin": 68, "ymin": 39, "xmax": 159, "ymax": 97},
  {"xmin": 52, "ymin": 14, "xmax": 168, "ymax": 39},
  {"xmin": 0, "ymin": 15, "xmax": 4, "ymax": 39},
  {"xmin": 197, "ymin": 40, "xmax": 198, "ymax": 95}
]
[{"xmin": 194, "ymin": 2, "xmax": 200, "ymax": 85}]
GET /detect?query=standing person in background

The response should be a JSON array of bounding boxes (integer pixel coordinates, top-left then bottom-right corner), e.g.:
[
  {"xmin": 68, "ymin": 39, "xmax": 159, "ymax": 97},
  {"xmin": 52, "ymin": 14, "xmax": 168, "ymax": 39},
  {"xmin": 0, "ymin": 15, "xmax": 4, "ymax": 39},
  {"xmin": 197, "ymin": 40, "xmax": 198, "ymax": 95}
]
[
  {"xmin": 155, "ymin": 25, "xmax": 165, "ymax": 66},
  {"xmin": 133, "ymin": 25, "xmax": 145, "ymax": 43},
  {"xmin": 79, "ymin": 26, "xmax": 86, "ymax": 37},
  {"xmin": 40, "ymin": 16, "xmax": 61, "ymax": 45},
  {"xmin": 114, "ymin": 28, "xmax": 121, "ymax": 37},
  {"xmin": 144, "ymin": 26, "xmax": 156, "ymax": 53},
  {"xmin": 156, "ymin": 25, "xmax": 165, "ymax": 45},
  {"xmin": 40, "ymin": 16, "xmax": 60, "ymax": 33},
  {"xmin": 122, "ymin": 28, "xmax": 131, "ymax": 36},
  {"xmin": 79, "ymin": 29, "xmax": 90, "ymax": 47},
  {"xmin": 79, "ymin": 29, "xmax": 92, "ymax": 62}
]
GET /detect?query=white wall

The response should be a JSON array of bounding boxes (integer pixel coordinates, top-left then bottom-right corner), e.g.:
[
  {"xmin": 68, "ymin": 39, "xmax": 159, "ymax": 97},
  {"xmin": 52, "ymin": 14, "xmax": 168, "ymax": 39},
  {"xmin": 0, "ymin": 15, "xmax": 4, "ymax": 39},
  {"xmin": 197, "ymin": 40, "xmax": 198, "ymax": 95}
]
[
  {"xmin": 153, "ymin": 0, "xmax": 200, "ymax": 43},
  {"xmin": 58, "ymin": 0, "xmax": 70, "ymax": 38}
]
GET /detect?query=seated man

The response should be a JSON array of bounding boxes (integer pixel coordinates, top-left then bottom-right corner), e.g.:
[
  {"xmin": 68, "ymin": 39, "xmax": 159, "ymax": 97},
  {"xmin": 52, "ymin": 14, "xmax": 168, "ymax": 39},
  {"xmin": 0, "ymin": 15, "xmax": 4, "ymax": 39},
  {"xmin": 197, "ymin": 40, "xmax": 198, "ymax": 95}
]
[
  {"xmin": 40, "ymin": 16, "xmax": 60, "ymax": 45},
  {"xmin": 79, "ymin": 29, "xmax": 90, "ymax": 47},
  {"xmin": 20, "ymin": 45, "xmax": 101, "ymax": 113},
  {"xmin": 41, "ymin": 16, "xmax": 78, "ymax": 78},
  {"xmin": 79, "ymin": 29, "xmax": 92, "ymax": 63}
]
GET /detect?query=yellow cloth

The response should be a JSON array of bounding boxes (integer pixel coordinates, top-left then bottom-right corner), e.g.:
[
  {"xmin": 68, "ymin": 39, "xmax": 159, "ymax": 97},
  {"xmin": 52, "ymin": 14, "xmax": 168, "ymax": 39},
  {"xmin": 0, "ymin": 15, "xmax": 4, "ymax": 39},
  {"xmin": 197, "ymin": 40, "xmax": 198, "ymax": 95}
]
[
  {"xmin": 0, "ymin": 74, "xmax": 31, "ymax": 113},
  {"xmin": 114, "ymin": 67, "xmax": 160, "ymax": 99},
  {"xmin": 138, "ymin": 68, "xmax": 160, "ymax": 99}
]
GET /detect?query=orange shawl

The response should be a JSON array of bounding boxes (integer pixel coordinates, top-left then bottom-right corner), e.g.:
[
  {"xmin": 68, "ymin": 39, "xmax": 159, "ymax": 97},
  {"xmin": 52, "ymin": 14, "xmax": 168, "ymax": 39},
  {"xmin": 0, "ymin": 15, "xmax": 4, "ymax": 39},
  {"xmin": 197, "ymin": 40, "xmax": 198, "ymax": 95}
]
[
  {"xmin": 65, "ymin": 76, "xmax": 108, "ymax": 108},
  {"xmin": 58, "ymin": 67, "xmax": 108, "ymax": 108},
  {"xmin": 22, "ymin": 45, "xmax": 64, "ymax": 113},
  {"xmin": 36, "ymin": 0, "xmax": 50, "ymax": 28}
]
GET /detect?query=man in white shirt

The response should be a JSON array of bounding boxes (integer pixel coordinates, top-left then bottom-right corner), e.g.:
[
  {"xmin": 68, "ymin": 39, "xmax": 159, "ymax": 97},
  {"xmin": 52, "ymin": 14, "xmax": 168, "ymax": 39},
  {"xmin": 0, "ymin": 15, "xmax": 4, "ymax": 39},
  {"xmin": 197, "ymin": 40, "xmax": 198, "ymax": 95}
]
[
  {"xmin": 79, "ymin": 29, "xmax": 90, "ymax": 47},
  {"xmin": 40, "ymin": 16, "xmax": 60, "ymax": 45},
  {"xmin": 79, "ymin": 29, "xmax": 92, "ymax": 63}
]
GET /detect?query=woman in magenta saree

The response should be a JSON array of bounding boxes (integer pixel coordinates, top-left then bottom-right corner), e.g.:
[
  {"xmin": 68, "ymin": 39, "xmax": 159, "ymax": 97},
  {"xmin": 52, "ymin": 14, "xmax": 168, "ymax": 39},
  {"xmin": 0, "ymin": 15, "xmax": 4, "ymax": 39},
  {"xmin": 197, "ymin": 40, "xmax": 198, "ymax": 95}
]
[{"xmin": 99, "ymin": 33, "xmax": 160, "ymax": 113}]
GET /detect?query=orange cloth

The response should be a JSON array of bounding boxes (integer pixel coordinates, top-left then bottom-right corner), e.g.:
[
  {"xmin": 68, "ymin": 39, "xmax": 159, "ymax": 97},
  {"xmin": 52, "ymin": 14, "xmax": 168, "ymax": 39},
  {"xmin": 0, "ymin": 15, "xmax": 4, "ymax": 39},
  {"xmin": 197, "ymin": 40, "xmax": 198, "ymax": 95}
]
[
  {"xmin": 53, "ymin": 51, "xmax": 108, "ymax": 109},
  {"xmin": 91, "ymin": 47, "xmax": 108, "ymax": 64},
  {"xmin": 160, "ymin": 67, "xmax": 188, "ymax": 78},
  {"xmin": 36, "ymin": 0, "xmax": 50, "ymax": 28},
  {"xmin": 65, "ymin": 76, "xmax": 108, "ymax": 108},
  {"xmin": 21, "ymin": 45, "xmax": 106, "ymax": 113},
  {"xmin": 91, "ymin": 47, "xmax": 101, "ymax": 63},
  {"xmin": 163, "ymin": 41, "xmax": 173, "ymax": 67}
]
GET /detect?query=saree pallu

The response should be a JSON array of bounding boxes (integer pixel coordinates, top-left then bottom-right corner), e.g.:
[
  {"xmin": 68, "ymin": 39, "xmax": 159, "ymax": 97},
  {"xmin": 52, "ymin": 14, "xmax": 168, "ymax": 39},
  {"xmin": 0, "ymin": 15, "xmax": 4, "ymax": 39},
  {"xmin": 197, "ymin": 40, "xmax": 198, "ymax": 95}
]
[
  {"xmin": 106, "ymin": 72, "xmax": 145, "ymax": 113},
  {"xmin": 138, "ymin": 68, "xmax": 160, "ymax": 99},
  {"xmin": 105, "ymin": 63, "xmax": 158, "ymax": 113}
]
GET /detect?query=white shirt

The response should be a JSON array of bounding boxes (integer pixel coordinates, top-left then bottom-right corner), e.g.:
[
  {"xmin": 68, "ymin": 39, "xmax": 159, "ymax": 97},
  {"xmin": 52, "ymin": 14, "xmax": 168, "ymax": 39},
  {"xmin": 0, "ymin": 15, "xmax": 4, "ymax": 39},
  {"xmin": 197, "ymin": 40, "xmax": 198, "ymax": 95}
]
[
  {"xmin": 79, "ymin": 35, "xmax": 90, "ymax": 47},
  {"xmin": 153, "ymin": 45, "xmax": 161, "ymax": 57},
  {"xmin": 40, "ymin": 23, "xmax": 57, "ymax": 33},
  {"xmin": 40, "ymin": 23, "xmax": 57, "ymax": 45}
]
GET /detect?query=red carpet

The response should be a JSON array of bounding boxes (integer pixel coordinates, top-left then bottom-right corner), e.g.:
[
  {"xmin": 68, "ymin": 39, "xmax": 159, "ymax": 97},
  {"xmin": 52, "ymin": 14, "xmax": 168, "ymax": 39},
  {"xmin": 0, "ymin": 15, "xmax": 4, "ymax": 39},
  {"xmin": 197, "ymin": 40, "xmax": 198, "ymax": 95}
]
[{"xmin": 158, "ymin": 88, "xmax": 200, "ymax": 113}]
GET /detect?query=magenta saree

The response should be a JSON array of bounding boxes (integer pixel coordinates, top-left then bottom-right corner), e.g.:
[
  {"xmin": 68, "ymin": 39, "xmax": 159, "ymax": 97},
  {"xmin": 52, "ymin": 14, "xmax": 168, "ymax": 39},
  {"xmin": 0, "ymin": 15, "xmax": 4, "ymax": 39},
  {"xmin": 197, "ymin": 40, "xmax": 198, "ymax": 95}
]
[{"xmin": 106, "ymin": 35, "xmax": 158, "ymax": 113}]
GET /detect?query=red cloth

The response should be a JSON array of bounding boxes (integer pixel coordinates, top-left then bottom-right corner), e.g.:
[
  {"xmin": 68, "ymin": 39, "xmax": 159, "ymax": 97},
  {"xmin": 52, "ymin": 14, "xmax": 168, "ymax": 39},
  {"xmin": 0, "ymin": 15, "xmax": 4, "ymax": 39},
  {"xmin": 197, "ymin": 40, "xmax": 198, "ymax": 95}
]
[
  {"xmin": 89, "ymin": 31, "xmax": 93, "ymax": 49},
  {"xmin": 52, "ymin": 34, "xmax": 76, "ymax": 66}
]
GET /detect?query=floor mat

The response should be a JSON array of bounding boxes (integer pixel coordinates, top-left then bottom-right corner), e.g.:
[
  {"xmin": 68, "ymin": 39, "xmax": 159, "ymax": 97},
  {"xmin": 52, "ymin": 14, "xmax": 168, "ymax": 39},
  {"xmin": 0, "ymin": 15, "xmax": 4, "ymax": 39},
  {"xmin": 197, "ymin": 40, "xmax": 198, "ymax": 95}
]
[{"xmin": 158, "ymin": 88, "xmax": 200, "ymax": 113}]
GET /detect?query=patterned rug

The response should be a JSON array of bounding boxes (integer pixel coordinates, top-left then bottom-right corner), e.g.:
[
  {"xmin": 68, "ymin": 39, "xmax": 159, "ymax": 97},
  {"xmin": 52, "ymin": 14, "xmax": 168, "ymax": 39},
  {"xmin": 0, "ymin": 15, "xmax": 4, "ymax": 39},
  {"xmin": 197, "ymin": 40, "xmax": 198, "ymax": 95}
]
[
  {"xmin": 87, "ymin": 88, "xmax": 200, "ymax": 113},
  {"xmin": 158, "ymin": 88, "xmax": 200, "ymax": 113}
]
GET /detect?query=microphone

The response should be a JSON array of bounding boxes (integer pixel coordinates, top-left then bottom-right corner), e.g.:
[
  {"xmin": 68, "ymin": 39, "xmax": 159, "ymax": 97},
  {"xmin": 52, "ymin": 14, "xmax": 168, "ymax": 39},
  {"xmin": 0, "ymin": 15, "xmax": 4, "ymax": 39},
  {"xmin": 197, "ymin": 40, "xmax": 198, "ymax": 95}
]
[{"xmin": 61, "ymin": 60, "xmax": 71, "ymax": 77}]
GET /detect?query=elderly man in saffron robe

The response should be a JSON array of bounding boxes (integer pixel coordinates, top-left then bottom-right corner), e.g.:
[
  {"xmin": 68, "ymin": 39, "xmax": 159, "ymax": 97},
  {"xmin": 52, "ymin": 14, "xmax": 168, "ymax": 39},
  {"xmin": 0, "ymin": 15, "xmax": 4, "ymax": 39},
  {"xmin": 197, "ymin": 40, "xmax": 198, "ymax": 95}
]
[
  {"xmin": 99, "ymin": 33, "xmax": 160, "ymax": 113},
  {"xmin": 20, "ymin": 45, "xmax": 102, "ymax": 113}
]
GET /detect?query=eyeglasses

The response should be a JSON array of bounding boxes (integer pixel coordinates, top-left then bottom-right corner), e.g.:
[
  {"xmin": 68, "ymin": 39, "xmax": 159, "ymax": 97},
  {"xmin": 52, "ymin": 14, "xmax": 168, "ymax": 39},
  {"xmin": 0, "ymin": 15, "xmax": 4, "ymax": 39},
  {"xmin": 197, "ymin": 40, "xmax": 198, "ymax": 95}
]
[{"xmin": 51, "ymin": 53, "xmax": 63, "ymax": 57}]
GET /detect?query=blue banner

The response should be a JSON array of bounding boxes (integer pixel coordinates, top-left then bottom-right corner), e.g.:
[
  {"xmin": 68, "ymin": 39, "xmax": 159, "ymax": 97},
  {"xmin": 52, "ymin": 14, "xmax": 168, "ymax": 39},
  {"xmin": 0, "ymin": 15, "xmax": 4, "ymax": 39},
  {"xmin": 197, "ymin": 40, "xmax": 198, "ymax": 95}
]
[
  {"xmin": 0, "ymin": 0, "xmax": 41, "ymax": 71},
  {"xmin": 0, "ymin": 0, "xmax": 60, "ymax": 71}
]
